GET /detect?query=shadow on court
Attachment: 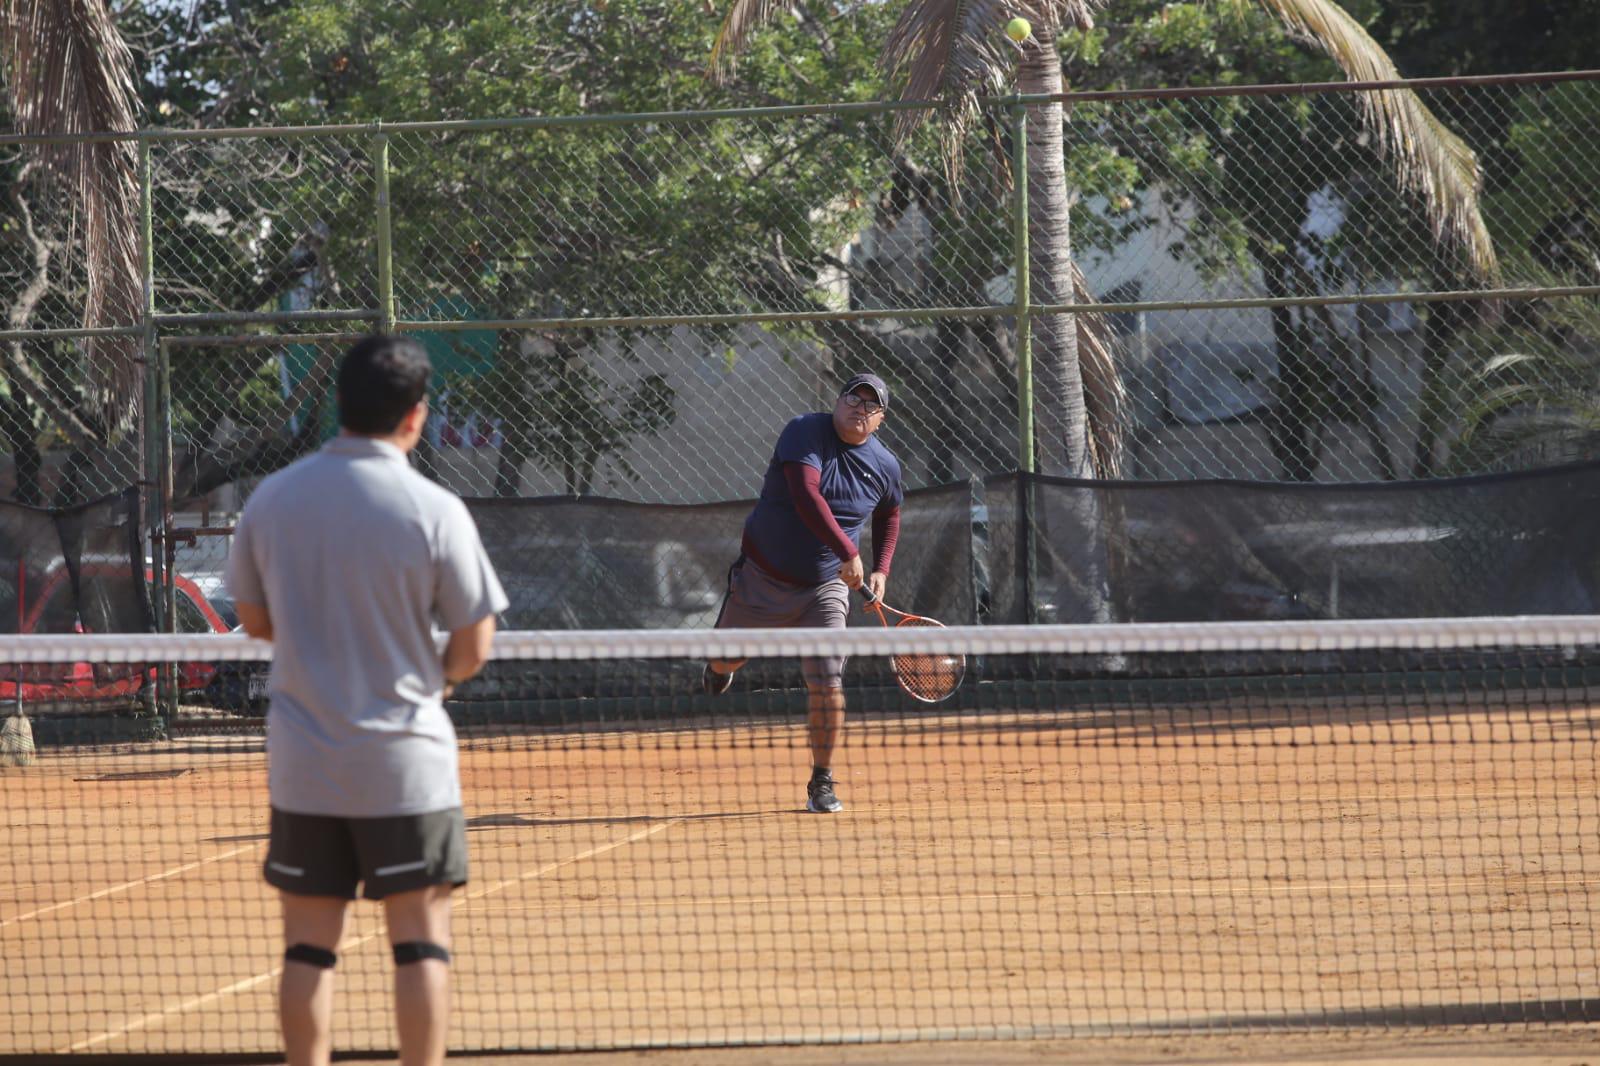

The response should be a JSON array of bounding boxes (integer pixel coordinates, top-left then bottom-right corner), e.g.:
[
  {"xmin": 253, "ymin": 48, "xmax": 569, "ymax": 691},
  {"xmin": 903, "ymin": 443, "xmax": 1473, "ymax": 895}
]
[
  {"xmin": 466, "ymin": 809, "xmax": 792, "ymax": 830},
  {"xmin": 1150, "ymin": 996, "xmax": 1600, "ymax": 1032},
  {"xmin": 196, "ymin": 809, "xmax": 800, "ymax": 843}
]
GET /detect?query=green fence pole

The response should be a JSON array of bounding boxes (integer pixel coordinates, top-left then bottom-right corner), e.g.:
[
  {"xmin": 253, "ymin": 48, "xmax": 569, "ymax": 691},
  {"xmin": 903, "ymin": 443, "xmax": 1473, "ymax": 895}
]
[
  {"xmin": 138, "ymin": 140, "xmax": 165, "ymax": 726},
  {"xmin": 1011, "ymin": 100, "xmax": 1037, "ymax": 624},
  {"xmin": 967, "ymin": 474, "xmax": 986, "ymax": 627},
  {"xmin": 372, "ymin": 128, "xmax": 395, "ymax": 333},
  {"xmin": 158, "ymin": 337, "xmax": 178, "ymax": 725},
  {"xmin": 1011, "ymin": 101, "xmax": 1034, "ymax": 476}
]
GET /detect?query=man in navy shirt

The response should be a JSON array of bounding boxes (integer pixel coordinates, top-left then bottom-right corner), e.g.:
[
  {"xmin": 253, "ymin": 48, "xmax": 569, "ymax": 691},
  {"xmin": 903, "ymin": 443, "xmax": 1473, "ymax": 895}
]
[{"xmin": 703, "ymin": 373, "xmax": 904, "ymax": 814}]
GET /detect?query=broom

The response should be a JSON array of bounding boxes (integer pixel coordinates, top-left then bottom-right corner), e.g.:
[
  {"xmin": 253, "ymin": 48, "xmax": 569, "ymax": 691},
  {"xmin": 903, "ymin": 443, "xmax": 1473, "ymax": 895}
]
[
  {"xmin": 0, "ymin": 699, "xmax": 33, "ymax": 767},
  {"xmin": 1, "ymin": 559, "xmax": 34, "ymax": 768}
]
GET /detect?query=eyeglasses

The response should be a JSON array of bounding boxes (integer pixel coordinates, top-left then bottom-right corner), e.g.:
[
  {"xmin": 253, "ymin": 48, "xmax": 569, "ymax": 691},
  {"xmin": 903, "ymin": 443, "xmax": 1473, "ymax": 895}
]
[{"xmin": 841, "ymin": 393, "xmax": 885, "ymax": 416}]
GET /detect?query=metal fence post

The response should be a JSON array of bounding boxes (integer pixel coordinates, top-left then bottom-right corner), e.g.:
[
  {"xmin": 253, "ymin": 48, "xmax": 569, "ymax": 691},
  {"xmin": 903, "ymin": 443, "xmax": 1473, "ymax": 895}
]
[
  {"xmin": 157, "ymin": 336, "xmax": 178, "ymax": 725},
  {"xmin": 964, "ymin": 473, "xmax": 988, "ymax": 684},
  {"xmin": 1010, "ymin": 100, "xmax": 1037, "ymax": 624},
  {"xmin": 1011, "ymin": 100, "xmax": 1034, "ymax": 476},
  {"xmin": 372, "ymin": 127, "xmax": 395, "ymax": 333},
  {"xmin": 138, "ymin": 139, "xmax": 167, "ymax": 724}
]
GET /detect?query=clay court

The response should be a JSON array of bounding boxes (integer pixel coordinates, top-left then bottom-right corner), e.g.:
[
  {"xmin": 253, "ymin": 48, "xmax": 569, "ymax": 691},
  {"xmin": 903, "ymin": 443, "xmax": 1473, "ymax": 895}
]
[{"xmin": 3, "ymin": 694, "xmax": 1598, "ymax": 1061}]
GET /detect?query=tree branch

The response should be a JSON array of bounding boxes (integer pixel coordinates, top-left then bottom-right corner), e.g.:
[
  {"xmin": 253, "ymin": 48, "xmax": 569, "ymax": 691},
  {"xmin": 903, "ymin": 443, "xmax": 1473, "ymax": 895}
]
[{"xmin": 4, "ymin": 168, "xmax": 101, "ymax": 447}]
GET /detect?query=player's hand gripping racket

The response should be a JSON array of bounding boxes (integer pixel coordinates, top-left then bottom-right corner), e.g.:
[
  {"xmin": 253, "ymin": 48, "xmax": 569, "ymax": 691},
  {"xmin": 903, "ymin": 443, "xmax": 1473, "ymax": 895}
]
[{"xmin": 858, "ymin": 588, "xmax": 965, "ymax": 703}]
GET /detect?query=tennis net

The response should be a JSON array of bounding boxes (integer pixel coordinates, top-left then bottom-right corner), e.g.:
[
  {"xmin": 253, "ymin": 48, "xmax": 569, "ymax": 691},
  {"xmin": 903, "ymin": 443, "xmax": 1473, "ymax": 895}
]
[{"xmin": 3, "ymin": 617, "xmax": 1598, "ymax": 1056}]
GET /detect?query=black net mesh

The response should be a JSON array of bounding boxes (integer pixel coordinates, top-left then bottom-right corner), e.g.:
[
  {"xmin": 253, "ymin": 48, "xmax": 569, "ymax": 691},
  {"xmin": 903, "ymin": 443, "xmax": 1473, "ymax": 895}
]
[
  {"xmin": 2, "ymin": 621, "xmax": 1598, "ymax": 1055},
  {"xmin": 986, "ymin": 460, "xmax": 1600, "ymax": 626}
]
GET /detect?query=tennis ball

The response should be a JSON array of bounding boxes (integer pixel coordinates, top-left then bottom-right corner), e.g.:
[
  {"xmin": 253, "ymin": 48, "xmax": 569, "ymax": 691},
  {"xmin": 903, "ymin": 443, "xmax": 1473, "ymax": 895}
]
[{"xmin": 1005, "ymin": 17, "xmax": 1032, "ymax": 43}]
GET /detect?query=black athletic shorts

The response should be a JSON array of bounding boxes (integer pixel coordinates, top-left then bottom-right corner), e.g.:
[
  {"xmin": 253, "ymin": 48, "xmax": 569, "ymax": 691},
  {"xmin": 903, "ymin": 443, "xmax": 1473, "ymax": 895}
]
[{"xmin": 264, "ymin": 806, "xmax": 468, "ymax": 900}]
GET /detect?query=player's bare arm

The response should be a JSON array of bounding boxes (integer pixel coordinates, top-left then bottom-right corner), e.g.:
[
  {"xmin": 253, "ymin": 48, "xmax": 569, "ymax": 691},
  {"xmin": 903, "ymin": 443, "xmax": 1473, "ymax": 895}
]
[
  {"xmin": 237, "ymin": 601, "xmax": 274, "ymax": 642},
  {"xmin": 444, "ymin": 614, "xmax": 496, "ymax": 685}
]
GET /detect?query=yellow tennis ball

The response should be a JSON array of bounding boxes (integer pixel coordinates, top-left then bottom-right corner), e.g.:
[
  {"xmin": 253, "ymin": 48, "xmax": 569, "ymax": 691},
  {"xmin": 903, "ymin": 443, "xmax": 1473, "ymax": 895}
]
[{"xmin": 1006, "ymin": 17, "xmax": 1032, "ymax": 42}]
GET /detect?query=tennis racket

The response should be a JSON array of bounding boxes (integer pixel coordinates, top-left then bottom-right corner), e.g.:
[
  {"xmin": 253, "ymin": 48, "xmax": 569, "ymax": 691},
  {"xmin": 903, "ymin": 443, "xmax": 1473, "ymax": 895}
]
[{"xmin": 858, "ymin": 588, "xmax": 965, "ymax": 703}]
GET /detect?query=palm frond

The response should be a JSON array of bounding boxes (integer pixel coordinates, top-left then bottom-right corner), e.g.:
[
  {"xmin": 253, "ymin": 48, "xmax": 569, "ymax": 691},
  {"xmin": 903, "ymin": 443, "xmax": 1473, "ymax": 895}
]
[
  {"xmin": 1, "ymin": 0, "xmax": 143, "ymax": 434},
  {"xmin": 1495, "ymin": 258, "xmax": 1600, "ymax": 337},
  {"xmin": 1478, "ymin": 351, "xmax": 1541, "ymax": 378},
  {"xmin": 1070, "ymin": 259, "xmax": 1128, "ymax": 479},
  {"xmin": 1453, "ymin": 384, "xmax": 1600, "ymax": 467},
  {"xmin": 883, "ymin": 1, "xmax": 1100, "ymax": 146},
  {"xmin": 1448, "ymin": 266, "xmax": 1600, "ymax": 469},
  {"xmin": 1253, "ymin": 0, "xmax": 1497, "ymax": 280},
  {"xmin": 882, "ymin": 0, "xmax": 984, "ymax": 144},
  {"xmin": 709, "ymin": 0, "xmax": 801, "ymax": 84}
]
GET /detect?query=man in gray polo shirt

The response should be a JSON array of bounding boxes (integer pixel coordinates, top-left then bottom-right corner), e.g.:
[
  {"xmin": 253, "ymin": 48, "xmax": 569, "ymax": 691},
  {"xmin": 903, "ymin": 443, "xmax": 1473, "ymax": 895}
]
[{"xmin": 227, "ymin": 334, "xmax": 507, "ymax": 1066}]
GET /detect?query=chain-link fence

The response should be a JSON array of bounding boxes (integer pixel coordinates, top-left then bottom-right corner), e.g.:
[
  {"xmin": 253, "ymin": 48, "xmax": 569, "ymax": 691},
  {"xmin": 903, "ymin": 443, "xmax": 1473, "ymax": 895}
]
[{"xmin": 0, "ymin": 71, "xmax": 1597, "ymax": 634}]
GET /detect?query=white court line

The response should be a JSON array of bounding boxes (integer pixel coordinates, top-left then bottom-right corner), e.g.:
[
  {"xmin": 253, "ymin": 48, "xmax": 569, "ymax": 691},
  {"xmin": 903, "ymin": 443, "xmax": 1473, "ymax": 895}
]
[
  {"xmin": 456, "ymin": 819, "xmax": 682, "ymax": 908},
  {"xmin": 60, "ymin": 819, "xmax": 683, "ymax": 1053},
  {"xmin": 1, "ymin": 843, "xmax": 260, "ymax": 930}
]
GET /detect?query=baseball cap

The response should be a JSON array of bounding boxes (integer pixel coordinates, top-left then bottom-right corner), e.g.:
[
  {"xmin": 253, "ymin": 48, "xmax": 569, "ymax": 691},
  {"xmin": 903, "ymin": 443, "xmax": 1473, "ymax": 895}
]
[{"xmin": 840, "ymin": 372, "xmax": 889, "ymax": 411}]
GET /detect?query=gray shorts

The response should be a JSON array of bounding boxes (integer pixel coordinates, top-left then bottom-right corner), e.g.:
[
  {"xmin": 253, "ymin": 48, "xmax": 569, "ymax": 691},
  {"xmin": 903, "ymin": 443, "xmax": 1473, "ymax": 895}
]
[
  {"xmin": 265, "ymin": 806, "xmax": 468, "ymax": 900},
  {"xmin": 715, "ymin": 556, "xmax": 849, "ymax": 687}
]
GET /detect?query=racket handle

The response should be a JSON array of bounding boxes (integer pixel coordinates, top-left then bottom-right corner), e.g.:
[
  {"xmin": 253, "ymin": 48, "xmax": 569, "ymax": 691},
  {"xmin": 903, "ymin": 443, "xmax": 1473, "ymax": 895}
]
[{"xmin": 857, "ymin": 586, "xmax": 880, "ymax": 606}]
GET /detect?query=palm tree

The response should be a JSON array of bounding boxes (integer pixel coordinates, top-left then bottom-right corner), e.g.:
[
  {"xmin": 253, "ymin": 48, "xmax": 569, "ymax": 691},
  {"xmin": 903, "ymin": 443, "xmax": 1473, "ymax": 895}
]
[
  {"xmin": 0, "ymin": 0, "xmax": 142, "ymax": 446},
  {"xmin": 712, "ymin": 0, "xmax": 1496, "ymax": 479},
  {"xmin": 1449, "ymin": 264, "xmax": 1600, "ymax": 472}
]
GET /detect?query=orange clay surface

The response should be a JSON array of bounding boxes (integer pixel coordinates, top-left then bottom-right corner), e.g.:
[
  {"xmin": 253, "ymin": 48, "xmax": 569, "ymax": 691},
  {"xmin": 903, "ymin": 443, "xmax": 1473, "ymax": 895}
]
[{"xmin": 2, "ymin": 696, "xmax": 1597, "ymax": 1059}]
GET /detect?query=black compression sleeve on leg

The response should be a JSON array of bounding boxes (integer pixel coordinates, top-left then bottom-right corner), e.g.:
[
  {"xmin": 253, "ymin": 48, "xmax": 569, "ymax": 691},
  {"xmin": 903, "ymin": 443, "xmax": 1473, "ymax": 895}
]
[
  {"xmin": 392, "ymin": 941, "xmax": 451, "ymax": 966},
  {"xmin": 284, "ymin": 944, "xmax": 338, "ymax": 969}
]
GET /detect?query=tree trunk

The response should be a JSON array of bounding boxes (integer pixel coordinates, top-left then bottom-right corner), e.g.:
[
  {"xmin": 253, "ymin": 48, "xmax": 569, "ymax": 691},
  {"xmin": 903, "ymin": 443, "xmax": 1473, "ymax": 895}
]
[
  {"xmin": 0, "ymin": 390, "xmax": 41, "ymax": 505},
  {"xmin": 561, "ymin": 453, "xmax": 579, "ymax": 496},
  {"xmin": 55, "ymin": 448, "xmax": 91, "ymax": 507},
  {"xmin": 1264, "ymin": 254, "xmax": 1319, "ymax": 480},
  {"xmin": 1017, "ymin": 44, "xmax": 1090, "ymax": 479},
  {"xmin": 925, "ymin": 320, "xmax": 963, "ymax": 485},
  {"xmin": 412, "ymin": 434, "xmax": 439, "ymax": 482},
  {"xmin": 494, "ymin": 418, "xmax": 528, "ymax": 497},
  {"xmin": 1015, "ymin": 41, "xmax": 1112, "ymax": 627},
  {"xmin": 1353, "ymin": 305, "xmax": 1398, "ymax": 481},
  {"xmin": 1411, "ymin": 295, "xmax": 1468, "ymax": 477}
]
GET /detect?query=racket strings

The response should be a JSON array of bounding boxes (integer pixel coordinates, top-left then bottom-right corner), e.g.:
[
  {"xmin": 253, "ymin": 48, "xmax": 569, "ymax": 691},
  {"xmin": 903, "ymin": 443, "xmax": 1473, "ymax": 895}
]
[{"xmin": 891, "ymin": 616, "xmax": 965, "ymax": 703}]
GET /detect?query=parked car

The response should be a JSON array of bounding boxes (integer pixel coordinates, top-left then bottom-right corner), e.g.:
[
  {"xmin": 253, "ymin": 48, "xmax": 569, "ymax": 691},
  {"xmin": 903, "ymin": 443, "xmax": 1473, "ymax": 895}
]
[
  {"xmin": 195, "ymin": 591, "xmax": 272, "ymax": 711},
  {"xmin": 0, "ymin": 562, "xmax": 235, "ymax": 714},
  {"xmin": 499, "ymin": 539, "xmax": 722, "ymax": 630}
]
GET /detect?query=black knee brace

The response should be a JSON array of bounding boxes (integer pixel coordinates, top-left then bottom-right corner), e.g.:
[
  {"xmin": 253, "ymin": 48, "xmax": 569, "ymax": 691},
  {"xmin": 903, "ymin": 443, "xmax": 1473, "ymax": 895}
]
[
  {"xmin": 284, "ymin": 943, "xmax": 337, "ymax": 969},
  {"xmin": 392, "ymin": 940, "xmax": 451, "ymax": 966}
]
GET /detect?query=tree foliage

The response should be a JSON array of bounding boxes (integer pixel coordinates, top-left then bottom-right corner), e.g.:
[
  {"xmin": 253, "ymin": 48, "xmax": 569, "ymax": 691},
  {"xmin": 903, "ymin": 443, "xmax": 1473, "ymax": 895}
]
[{"xmin": 174, "ymin": 0, "xmax": 907, "ymax": 494}]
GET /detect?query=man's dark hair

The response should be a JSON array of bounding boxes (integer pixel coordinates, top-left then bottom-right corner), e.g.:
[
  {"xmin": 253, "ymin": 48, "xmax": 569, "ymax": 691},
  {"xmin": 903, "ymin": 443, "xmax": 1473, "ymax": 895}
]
[{"xmin": 337, "ymin": 334, "xmax": 431, "ymax": 434}]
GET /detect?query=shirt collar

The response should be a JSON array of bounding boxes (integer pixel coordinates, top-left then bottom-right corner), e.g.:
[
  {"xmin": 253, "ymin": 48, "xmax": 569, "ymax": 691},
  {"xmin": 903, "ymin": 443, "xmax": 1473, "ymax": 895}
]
[{"xmin": 322, "ymin": 435, "xmax": 409, "ymax": 464}]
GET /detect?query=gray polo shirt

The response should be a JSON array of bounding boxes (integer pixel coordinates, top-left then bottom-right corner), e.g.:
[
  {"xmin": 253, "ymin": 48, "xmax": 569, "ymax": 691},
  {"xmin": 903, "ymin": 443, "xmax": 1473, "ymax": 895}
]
[{"xmin": 226, "ymin": 435, "xmax": 508, "ymax": 818}]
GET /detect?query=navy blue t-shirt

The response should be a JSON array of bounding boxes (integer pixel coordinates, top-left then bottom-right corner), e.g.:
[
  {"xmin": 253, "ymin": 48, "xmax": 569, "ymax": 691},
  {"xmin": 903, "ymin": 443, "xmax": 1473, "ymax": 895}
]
[{"xmin": 743, "ymin": 412, "xmax": 905, "ymax": 585}]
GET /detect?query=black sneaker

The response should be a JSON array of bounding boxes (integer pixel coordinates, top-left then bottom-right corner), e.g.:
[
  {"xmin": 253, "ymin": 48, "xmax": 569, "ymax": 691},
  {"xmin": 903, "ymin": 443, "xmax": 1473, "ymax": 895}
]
[
  {"xmin": 702, "ymin": 663, "xmax": 732, "ymax": 696},
  {"xmin": 806, "ymin": 772, "xmax": 843, "ymax": 814}
]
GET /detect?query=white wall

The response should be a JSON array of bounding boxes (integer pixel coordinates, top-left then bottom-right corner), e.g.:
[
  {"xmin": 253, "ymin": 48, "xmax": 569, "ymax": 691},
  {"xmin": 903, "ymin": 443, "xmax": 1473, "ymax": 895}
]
[{"xmin": 427, "ymin": 324, "xmax": 835, "ymax": 504}]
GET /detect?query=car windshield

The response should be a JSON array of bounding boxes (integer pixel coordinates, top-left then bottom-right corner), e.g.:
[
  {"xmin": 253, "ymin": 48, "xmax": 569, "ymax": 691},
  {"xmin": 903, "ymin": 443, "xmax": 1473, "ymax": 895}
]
[{"xmin": 206, "ymin": 595, "xmax": 240, "ymax": 630}]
